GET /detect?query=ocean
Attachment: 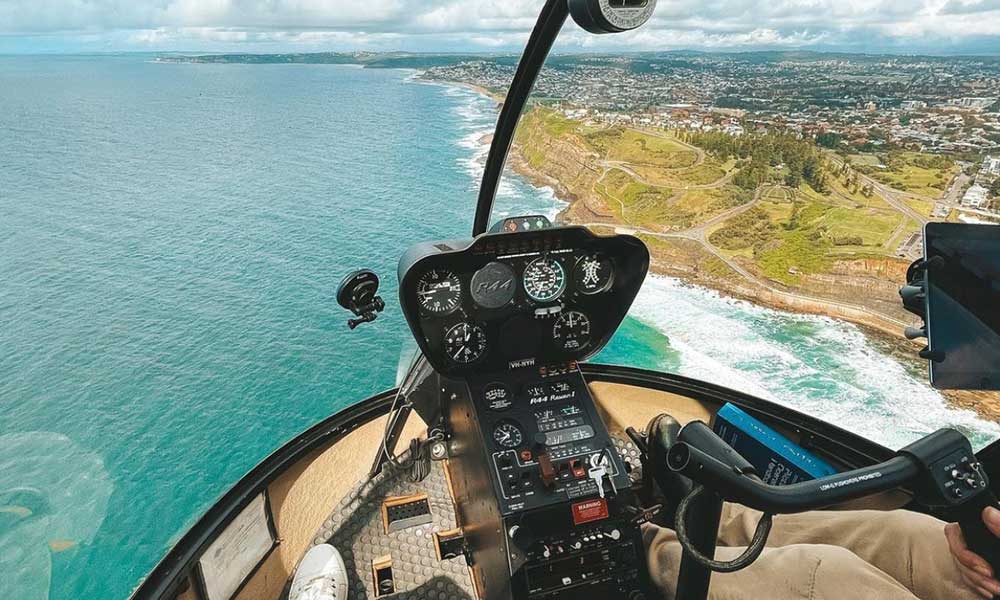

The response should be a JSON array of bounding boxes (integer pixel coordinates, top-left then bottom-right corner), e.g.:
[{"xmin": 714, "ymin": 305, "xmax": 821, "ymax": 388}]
[{"xmin": 0, "ymin": 55, "xmax": 997, "ymax": 600}]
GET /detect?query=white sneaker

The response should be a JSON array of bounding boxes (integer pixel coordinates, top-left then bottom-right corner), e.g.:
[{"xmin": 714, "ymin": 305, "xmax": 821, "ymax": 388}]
[{"xmin": 289, "ymin": 544, "xmax": 349, "ymax": 600}]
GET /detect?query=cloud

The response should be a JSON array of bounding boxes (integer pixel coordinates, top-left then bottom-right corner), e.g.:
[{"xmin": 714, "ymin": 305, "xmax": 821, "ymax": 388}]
[{"xmin": 0, "ymin": 0, "xmax": 998, "ymax": 53}]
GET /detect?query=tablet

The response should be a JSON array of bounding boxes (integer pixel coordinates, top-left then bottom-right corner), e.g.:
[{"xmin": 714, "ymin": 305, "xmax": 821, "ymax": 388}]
[{"xmin": 924, "ymin": 222, "xmax": 1000, "ymax": 390}]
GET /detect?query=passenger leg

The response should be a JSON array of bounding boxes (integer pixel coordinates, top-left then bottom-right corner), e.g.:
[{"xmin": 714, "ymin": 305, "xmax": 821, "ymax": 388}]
[
  {"xmin": 715, "ymin": 503, "xmax": 978, "ymax": 600},
  {"xmin": 644, "ymin": 524, "xmax": 922, "ymax": 599}
]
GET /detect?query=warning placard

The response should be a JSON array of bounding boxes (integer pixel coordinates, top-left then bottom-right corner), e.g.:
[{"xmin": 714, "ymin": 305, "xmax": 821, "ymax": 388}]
[{"xmin": 571, "ymin": 498, "xmax": 609, "ymax": 525}]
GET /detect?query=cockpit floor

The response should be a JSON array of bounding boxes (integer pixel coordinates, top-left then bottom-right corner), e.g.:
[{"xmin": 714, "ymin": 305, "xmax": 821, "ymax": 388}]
[{"xmin": 307, "ymin": 456, "xmax": 476, "ymax": 600}]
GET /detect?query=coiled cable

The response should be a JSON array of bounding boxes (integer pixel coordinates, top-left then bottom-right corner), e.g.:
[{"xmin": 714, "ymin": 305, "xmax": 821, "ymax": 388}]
[{"xmin": 674, "ymin": 484, "xmax": 773, "ymax": 573}]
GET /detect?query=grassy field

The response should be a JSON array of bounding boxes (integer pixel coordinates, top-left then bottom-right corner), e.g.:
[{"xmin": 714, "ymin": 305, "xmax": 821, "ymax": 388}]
[
  {"xmin": 864, "ymin": 152, "xmax": 959, "ymax": 199},
  {"xmin": 604, "ymin": 130, "xmax": 699, "ymax": 168},
  {"xmin": 905, "ymin": 196, "xmax": 936, "ymax": 217}
]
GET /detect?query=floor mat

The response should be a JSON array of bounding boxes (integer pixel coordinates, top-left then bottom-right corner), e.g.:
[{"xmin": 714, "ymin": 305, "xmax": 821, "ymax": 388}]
[{"xmin": 310, "ymin": 458, "xmax": 476, "ymax": 600}]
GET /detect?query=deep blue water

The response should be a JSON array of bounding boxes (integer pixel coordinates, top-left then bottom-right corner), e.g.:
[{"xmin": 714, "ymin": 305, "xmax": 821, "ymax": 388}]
[{"xmin": 1, "ymin": 56, "xmax": 996, "ymax": 600}]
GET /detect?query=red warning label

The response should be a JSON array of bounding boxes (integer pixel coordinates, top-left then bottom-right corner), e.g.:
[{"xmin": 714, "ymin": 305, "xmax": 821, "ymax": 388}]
[{"xmin": 571, "ymin": 498, "xmax": 609, "ymax": 525}]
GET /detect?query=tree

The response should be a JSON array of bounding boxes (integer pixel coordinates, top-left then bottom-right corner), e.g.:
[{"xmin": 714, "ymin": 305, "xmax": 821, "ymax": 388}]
[
  {"xmin": 816, "ymin": 132, "xmax": 842, "ymax": 149},
  {"xmin": 990, "ymin": 178, "xmax": 1000, "ymax": 198}
]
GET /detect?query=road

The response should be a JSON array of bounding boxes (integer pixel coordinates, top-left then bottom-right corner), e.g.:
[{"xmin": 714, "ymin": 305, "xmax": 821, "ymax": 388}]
[{"xmin": 826, "ymin": 155, "xmax": 930, "ymax": 226}]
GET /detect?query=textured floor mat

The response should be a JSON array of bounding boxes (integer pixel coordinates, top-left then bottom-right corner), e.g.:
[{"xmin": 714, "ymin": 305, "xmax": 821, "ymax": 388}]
[{"xmin": 310, "ymin": 458, "xmax": 476, "ymax": 600}]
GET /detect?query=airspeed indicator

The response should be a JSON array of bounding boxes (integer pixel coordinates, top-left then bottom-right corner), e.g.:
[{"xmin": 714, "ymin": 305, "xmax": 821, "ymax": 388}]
[{"xmin": 523, "ymin": 257, "xmax": 566, "ymax": 303}]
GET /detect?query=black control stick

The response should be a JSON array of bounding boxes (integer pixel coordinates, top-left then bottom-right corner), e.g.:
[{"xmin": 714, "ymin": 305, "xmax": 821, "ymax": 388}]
[{"xmin": 668, "ymin": 424, "xmax": 1000, "ymax": 599}]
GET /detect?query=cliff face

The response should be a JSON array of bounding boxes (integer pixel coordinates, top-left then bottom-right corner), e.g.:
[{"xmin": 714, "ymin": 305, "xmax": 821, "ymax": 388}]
[{"xmin": 512, "ymin": 113, "xmax": 614, "ymax": 222}]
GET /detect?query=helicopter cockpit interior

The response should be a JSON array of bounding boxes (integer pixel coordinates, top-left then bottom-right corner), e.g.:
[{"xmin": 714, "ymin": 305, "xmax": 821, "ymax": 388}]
[{"xmin": 129, "ymin": 2, "xmax": 1000, "ymax": 600}]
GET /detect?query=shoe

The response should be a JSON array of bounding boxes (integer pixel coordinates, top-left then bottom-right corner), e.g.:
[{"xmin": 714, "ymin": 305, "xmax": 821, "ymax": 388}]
[
  {"xmin": 645, "ymin": 413, "xmax": 693, "ymax": 528},
  {"xmin": 290, "ymin": 544, "xmax": 349, "ymax": 600}
]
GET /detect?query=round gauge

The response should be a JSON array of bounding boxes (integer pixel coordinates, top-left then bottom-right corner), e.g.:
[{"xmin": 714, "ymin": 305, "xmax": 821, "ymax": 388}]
[
  {"xmin": 573, "ymin": 254, "xmax": 615, "ymax": 295},
  {"xmin": 492, "ymin": 420, "xmax": 524, "ymax": 449},
  {"xmin": 417, "ymin": 269, "xmax": 461, "ymax": 315},
  {"xmin": 471, "ymin": 261, "xmax": 517, "ymax": 309},
  {"xmin": 553, "ymin": 311, "xmax": 592, "ymax": 351},
  {"xmin": 523, "ymin": 257, "xmax": 566, "ymax": 303},
  {"xmin": 484, "ymin": 382, "xmax": 513, "ymax": 411},
  {"xmin": 443, "ymin": 322, "xmax": 488, "ymax": 364}
]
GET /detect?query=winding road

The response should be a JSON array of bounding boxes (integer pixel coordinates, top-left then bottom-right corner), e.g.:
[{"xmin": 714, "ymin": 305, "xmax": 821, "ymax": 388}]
[{"xmin": 576, "ymin": 131, "xmax": 920, "ymax": 331}]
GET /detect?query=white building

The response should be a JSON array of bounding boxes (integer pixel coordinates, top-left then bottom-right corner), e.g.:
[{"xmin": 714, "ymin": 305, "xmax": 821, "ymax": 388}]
[
  {"xmin": 963, "ymin": 184, "xmax": 989, "ymax": 208},
  {"xmin": 985, "ymin": 156, "xmax": 1000, "ymax": 177}
]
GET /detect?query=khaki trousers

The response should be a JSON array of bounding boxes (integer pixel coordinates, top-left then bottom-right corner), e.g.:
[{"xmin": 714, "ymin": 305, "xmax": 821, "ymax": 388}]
[{"xmin": 643, "ymin": 503, "xmax": 977, "ymax": 599}]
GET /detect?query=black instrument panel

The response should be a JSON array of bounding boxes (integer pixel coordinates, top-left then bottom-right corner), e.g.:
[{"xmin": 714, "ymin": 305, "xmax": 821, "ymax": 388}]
[{"xmin": 397, "ymin": 225, "xmax": 649, "ymax": 377}]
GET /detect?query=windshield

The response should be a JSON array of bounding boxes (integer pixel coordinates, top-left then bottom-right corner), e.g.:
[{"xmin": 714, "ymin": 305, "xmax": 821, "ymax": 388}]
[{"xmin": 2, "ymin": 4, "xmax": 1000, "ymax": 600}]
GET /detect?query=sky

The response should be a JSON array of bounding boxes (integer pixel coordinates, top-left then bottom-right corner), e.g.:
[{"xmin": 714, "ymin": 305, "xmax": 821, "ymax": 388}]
[{"xmin": 1, "ymin": 0, "xmax": 1000, "ymax": 55}]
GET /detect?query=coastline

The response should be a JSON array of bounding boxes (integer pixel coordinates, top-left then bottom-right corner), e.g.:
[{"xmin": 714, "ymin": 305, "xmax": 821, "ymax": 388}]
[{"xmin": 434, "ymin": 78, "xmax": 1000, "ymax": 423}]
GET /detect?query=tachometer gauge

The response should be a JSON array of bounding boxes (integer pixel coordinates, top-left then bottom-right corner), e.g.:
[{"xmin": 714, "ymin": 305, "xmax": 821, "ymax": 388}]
[
  {"xmin": 492, "ymin": 420, "xmax": 524, "ymax": 449},
  {"xmin": 553, "ymin": 310, "xmax": 592, "ymax": 351},
  {"xmin": 523, "ymin": 257, "xmax": 566, "ymax": 302},
  {"xmin": 417, "ymin": 269, "xmax": 461, "ymax": 315},
  {"xmin": 573, "ymin": 253, "xmax": 614, "ymax": 295},
  {"xmin": 443, "ymin": 322, "xmax": 488, "ymax": 364}
]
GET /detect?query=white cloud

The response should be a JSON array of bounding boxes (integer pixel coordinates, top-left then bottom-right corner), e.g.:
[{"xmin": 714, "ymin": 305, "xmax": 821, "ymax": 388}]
[{"xmin": 1, "ymin": 0, "xmax": 998, "ymax": 52}]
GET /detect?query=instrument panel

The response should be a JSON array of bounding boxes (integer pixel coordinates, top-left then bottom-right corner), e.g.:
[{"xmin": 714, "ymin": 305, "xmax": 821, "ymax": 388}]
[{"xmin": 397, "ymin": 225, "xmax": 649, "ymax": 377}]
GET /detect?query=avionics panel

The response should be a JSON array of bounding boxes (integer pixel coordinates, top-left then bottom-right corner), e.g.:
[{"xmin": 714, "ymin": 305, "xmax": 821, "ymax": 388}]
[
  {"xmin": 468, "ymin": 366, "xmax": 631, "ymax": 516},
  {"xmin": 397, "ymin": 225, "xmax": 649, "ymax": 378}
]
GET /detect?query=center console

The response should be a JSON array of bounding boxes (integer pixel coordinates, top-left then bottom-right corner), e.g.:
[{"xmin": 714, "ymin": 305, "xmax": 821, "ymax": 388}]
[
  {"xmin": 397, "ymin": 223, "xmax": 653, "ymax": 600},
  {"xmin": 447, "ymin": 363, "xmax": 651, "ymax": 600}
]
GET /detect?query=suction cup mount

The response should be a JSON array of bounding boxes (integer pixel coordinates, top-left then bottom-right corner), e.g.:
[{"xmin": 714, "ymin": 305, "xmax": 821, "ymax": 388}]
[
  {"xmin": 568, "ymin": 0, "xmax": 658, "ymax": 34},
  {"xmin": 337, "ymin": 269, "xmax": 385, "ymax": 330},
  {"xmin": 899, "ymin": 256, "xmax": 945, "ymax": 362}
]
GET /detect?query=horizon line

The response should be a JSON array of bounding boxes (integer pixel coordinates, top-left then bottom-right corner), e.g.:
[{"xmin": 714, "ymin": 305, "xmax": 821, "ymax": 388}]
[{"xmin": 4, "ymin": 48, "xmax": 1000, "ymax": 59}]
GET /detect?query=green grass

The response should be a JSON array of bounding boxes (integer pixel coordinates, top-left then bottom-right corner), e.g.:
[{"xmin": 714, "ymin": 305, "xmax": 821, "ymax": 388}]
[
  {"xmin": 905, "ymin": 197, "xmax": 935, "ymax": 217},
  {"xmin": 865, "ymin": 152, "xmax": 958, "ymax": 199},
  {"xmin": 757, "ymin": 231, "xmax": 834, "ymax": 285},
  {"xmin": 709, "ymin": 206, "xmax": 776, "ymax": 251},
  {"xmin": 538, "ymin": 110, "xmax": 580, "ymax": 137},
  {"xmin": 606, "ymin": 130, "xmax": 698, "ymax": 167},
  {"xmin": 815, "ymin": 207, "xmax": 903, "ymax": 247},
  {"xmin": 847, "ymin": 154, "xmax": 884, "ymax": 168}
]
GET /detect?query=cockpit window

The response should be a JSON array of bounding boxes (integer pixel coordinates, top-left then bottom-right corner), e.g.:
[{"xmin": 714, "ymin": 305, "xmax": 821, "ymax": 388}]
[{"xmin": 2, "ymin": 3, "xmax": 999, "ymax": 600}]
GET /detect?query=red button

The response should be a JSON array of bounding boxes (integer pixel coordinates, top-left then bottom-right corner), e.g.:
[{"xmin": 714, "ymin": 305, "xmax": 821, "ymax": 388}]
[{"xmin": 520, "ymin": 449, "xmax": 533, "ymax": 462}]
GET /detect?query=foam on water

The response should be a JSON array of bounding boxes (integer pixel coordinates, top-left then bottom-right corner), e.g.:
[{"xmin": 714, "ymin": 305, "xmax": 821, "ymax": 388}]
[
  {"xmin": 439, "ymin": 84, "xmax": 567, "ymax": 222},
  {"xmin": 627, "ymin": 276, "xmax": 1000, "ymax": 448}
]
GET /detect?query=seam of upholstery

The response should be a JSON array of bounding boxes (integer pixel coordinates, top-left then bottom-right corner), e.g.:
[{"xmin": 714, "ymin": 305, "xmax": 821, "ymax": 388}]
[
  {"xmin": 808, "ymin": 556, "xmax": 822, "ymax": 600},
  {"xmin": 907, "ymin": 544, "xmax": 915, "ymax": 594}
]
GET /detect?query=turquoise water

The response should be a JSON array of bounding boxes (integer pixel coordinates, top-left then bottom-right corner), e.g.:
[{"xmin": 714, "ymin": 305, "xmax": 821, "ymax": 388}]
[{"xmin": 1, "ymin": 56, "xmax": 997, "ymax": 600}]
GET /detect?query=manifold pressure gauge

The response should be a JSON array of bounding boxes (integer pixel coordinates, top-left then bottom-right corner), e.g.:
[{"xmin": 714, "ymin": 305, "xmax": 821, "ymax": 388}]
[{"xmin": 443, "ymin": 322, "xmax": 487, "ymax": 364}]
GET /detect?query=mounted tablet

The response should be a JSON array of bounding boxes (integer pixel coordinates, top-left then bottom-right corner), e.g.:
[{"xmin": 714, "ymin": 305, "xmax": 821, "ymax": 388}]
[{"xmin": 922, "ymin": 223, "xmax": 1000, "ymax": 390}]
